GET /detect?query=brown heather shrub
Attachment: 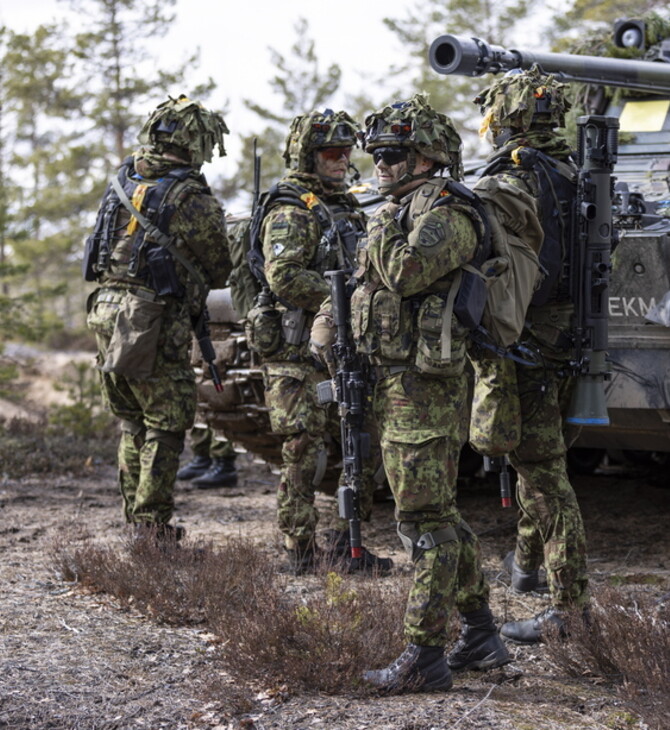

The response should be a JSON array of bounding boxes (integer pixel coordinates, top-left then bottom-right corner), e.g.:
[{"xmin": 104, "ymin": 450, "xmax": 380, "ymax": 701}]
[
  {"xmin": 50, "ymin": 532, "xmax": 411, "ymax": 696},
  {"xmin": 545, "ymin": 586, "xmax": 670, "ymax": 730}
]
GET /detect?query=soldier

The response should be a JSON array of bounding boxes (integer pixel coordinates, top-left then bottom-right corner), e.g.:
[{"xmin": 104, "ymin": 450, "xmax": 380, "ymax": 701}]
[
  {"xmin": 473, "ymin": 68, "xmax": 590, "ymax": 642},
  {"xmin": 84, "ymin": 95, "xmax": 231, "ymax": 539},
  {"xmin": 247, "ymin": 109, "xmax": 392, "ymax": 576},
  {"xmin": 177, "ymin": 426, "xmax": 238, "ymax": 488},
  {"xmin": 353, "ymin": 94, "xmax": 509, "ymax": 693}
]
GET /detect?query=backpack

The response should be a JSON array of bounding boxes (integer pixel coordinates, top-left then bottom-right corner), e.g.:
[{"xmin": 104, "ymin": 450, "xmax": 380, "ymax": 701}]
[
  {"xmin": 437, "ymin": 178, "xmax": 545, "ymax": 355},
  {"xmin": 226, "ymin": 213, "xmax": 259, "ymax": 321}
]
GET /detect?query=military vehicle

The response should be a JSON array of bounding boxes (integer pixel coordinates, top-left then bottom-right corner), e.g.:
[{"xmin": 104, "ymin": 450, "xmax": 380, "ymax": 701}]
[
  {"xmin": 195, "ymin": 16, "xmax": 670, "ymax": 480},
  {"xmin": 429, "ymin": 17, "xmax": 670, "ymax": 471}
]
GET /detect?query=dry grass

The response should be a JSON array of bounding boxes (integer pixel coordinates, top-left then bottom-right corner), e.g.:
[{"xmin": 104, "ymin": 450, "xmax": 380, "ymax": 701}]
[
  {"xmin": 545, "ymin": 586, "xmax": 670, "ymax": 730},
  {"xmin": 50, "ymin": 530, "xmax": 411, "ymax": 700}
]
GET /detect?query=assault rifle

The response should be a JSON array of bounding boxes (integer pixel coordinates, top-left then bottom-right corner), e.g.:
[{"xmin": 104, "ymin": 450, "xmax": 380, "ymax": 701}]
[
  {"xmin": 565, "ymin": 115, "xmax": 618, "ymax": 425},
  {"xmin": 316, "ymin": 269, "xmax": 370, "ymax": 565}
]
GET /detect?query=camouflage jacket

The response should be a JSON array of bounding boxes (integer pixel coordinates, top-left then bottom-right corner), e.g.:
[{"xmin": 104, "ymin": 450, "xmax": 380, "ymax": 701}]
[
  {"xmin": 351, "ymin": 178, "xmax": 482, "ymax": 376},
  {"xmin": 261, "ymin": 171, "xmax": 366, "ymax": 363}
]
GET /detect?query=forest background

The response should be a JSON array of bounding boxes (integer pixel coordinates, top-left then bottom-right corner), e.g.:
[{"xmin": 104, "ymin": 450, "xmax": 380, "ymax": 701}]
[{"xmin": 0, "ymin": 0, "xmax": 668, "ymax": 362}]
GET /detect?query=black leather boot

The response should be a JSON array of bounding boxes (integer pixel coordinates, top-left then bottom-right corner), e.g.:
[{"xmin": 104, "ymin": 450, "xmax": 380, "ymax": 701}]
[
  {"xmin": 191, "ymin": 457, "xmax": 238, "ymax": 488},
  {"xmin": 447, "ymin": 605, "xmax": 511, "ymax": 671},
  {"xmin": 501, "ymin": 607, "xmax": 568, "ymax": 644},
  {"xmin": 363, "ymin": 644, "xmax": 453, "ymax": 693},
  {"xmin": 503, "ymin": 550, "xmax": 549, "ymax": 593},
  {"xmin": 286, "ymin": 540, "xmax": 318, "ymax": 576},
  {"xmin": 176, "ymin": 455, "xmax": 211, "ymax": 481},
  {"xmin": 322, "ymin": 529, "xmax": 394, "ymax": 576}
]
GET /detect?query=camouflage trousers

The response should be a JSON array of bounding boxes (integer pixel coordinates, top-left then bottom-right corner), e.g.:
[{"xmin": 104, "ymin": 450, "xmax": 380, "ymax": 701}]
[
  {"xmin": 374, "ymin": 370, "xmax": 489, "ymax": 647},
  {"xmin": 189, "ymin": 425, "xmax": 236, "ymax": 460},
  {"xmin": 263, "ymin": 362, "xmax": 379, "ymax": 548},
  {"xmin": 98, "ymin": 366, "xmax": 195, "ymax": 525},
  {"xmin": 508, "ymin": 364, "xmax": 589, "ymax": 609}
]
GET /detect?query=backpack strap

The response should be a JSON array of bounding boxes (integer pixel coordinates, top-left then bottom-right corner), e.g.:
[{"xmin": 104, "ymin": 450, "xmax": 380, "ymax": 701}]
[{"xmin": 111, "ymin": 174, "xmax": 208, "ymax": 306}]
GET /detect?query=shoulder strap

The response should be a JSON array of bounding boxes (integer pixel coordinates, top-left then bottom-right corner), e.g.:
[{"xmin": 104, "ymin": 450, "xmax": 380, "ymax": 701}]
[{"xmin": 110, "ymin": 174, "xmax": 207, "ymax": 303}]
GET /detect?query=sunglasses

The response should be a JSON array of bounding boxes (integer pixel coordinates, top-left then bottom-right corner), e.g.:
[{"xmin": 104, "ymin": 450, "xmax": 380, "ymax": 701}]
[
  {"xmin": 318, "ymin": 146, "xmax": 352, "ymax": 161},
  {"xmin": 372, "ymin": 147, "xmax": 409, "ymax": 166}
]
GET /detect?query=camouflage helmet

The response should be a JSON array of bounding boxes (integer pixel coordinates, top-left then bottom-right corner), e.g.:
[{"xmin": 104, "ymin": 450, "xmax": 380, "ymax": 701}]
[
  {"xmin": 138, "ymin": 95, "xmax": 229, "ymax": 166},
  {"xmin": 363, "ymin": 93, "xmax": 463, "ymax": 178},
  {"xmin": 282, "ymin": 109, "xmax": 361, "ymax": 172},
  {"xmin": 475, "ymin": 65, "xmax": 571, "ymax": 138}
]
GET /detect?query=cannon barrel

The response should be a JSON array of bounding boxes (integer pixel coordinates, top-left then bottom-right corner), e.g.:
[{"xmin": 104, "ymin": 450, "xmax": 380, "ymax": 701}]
[{"xmin": 429, "ymin": 34, "xmax": 670, "ymax": 94}]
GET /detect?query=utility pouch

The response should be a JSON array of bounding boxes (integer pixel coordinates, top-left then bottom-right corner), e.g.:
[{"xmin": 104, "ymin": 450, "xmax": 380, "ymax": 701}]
[
  {"xmin": 82, "ymin": 234, "xmax": 101, "ymax": 282},
  {"xmin": 415, "ymin": 294, "xmax": 464, "ymax": 376},
  {"xmin": 246, "ymin": 302, "xmax": 283, "ymax": 356},
  {"xmin": 102, "ymin": 291, "xmax": 165, "ymax": 379},
  {"xmin": 281, "ymin": 308, "xmax": 307, "ymax": 345},
  {"xmin": 145, "ymin": 245, "xmax": 184, "ymax": 298}
]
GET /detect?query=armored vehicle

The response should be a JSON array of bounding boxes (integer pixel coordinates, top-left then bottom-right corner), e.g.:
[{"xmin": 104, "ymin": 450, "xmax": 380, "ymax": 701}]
[{"xmin": 429, "ymin": 17, "xmax": 670, "ymax": 468}]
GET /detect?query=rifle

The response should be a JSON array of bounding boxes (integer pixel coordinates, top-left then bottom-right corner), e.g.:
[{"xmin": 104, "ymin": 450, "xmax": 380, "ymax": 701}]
[
  {"xmin": 565, "ymin": 115, "xmax": 619, "ymax": 425},
  {"xmin": 316, "ymin": 269, "xmax": 370, "ymax": 565},
  {"xmin": 193, "ymin": 307, "xmax": 223, "ymax": 393}
]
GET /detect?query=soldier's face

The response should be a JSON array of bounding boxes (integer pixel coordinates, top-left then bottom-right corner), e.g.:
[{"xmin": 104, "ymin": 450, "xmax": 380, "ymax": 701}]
[
  {"xmin": 314, "ymin": 146, "xmax": 352, "ymax": 182},
  {"xmin": 374, "ymin": 148, "xmax": 432, "ymax": 195}
]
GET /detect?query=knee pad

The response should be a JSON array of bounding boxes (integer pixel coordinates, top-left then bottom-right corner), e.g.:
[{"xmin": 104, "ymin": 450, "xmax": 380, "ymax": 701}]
[
  {"xmin": 397, "ymin": 521, "xmax": 459, "ymax": 563},
  {"xmin": 145, "ymin": 428, "xmax": 184, "ymax": 453}
]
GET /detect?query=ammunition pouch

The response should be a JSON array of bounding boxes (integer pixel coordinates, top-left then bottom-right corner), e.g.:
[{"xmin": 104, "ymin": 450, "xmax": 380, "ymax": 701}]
[
  {"xmin": 101, "ymin": 291, "xmax": 165, "ymax": 379},
  {"xmin": 145, "ymin": 245, "xmax": 184, "ymax": 298},
  {"xmin": 415, "ymin": 293, "xmax": 466, "ymax": 376},
  {"xmin": 245, "ymin": 301, "xmax": 283, "ymax": 356},
  {"xmin": 82, "ymin": 234, "xmax": 102, "ymax": 282},
  {"xmin": 281, "ymin": 308, "xmax": 308, "ymax": 345},
  {"xmin": 397, "ymin": 521, "xmax": 459, "ymax": 564}
]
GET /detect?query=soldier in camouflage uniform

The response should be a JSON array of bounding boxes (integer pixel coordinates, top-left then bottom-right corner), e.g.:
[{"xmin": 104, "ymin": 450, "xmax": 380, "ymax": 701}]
[
  {"xmin": 473, "ymin": 69, "xmax": 590, "ymax": 643},
  {"xmin": 249, "ymin": 109, "xmax": 392, "ymax": 575},
  {"xmin": 353, "ymin": 95, "xmax": 509, "ymax": 693},
  {"xmin": 84, "ymin": 95, "xmax": 231, "ymax": 538}
]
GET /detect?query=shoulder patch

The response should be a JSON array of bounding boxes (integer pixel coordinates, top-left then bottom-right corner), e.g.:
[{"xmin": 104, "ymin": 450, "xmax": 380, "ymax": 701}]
[
  {"xmin": 272, "ymin": 242, "xmax": 286, "ymax": 257},
  {"xmin": 417, "ymin": 220, "xmax": 445, "ymax": 248}
]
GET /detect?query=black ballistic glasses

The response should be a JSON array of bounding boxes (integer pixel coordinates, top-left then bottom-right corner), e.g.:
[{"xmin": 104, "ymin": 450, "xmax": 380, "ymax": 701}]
[{"xmin": 372, "ymin": 147, "xmax": 409, "ymax": 166}]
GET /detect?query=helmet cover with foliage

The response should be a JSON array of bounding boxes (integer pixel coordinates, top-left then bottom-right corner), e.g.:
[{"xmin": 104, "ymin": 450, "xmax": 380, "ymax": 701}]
[
  {"xmin": 475, "ymin": 65, "xmax": 571, "ymax": 139},
  {"xmin": 282, "ymin": 109, "xmax": 361, "ymax": 172},
  {"xmin": 363, "ymin": 93, "xmax": 463, "ymax": 179},
  {"xmin": 138, "ymin": 94, "xmax": 229, "ymax": 166}
]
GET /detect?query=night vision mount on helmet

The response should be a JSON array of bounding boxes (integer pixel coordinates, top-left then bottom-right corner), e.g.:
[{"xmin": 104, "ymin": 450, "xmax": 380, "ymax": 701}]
[
  {"xmin": 138, "ymin": 94, "xmax": 229, "ymax": 167},
  {"xmin": 282, "ymin": 109, "xmax": 361, "ymax": 173}
]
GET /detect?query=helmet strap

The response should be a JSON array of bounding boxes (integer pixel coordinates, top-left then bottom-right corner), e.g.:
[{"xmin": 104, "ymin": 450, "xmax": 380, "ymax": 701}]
[{"xmin": 379, "ymin": 149, "xmax": 436, "ymax": 196}]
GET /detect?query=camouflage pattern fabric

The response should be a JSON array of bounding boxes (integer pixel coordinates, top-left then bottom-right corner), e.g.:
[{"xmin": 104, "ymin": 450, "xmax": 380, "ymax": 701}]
[
  {"xmin": 479, "ymin": 132, "xmax": 589, "ymax": 610},
  {"xmin": 87, "ymin": 150, "xmax": 230, "ymax": 525},
  {"xmin": 188, "ymin": 425, "xmax": 236, "ymax": 460},
  {"xmin": 353, "ymin": 179, "xmax": 491, "ymax": 646},
  {"xmin": 259, "ymin": 171, "xmax": 375, "ymax": 548}
]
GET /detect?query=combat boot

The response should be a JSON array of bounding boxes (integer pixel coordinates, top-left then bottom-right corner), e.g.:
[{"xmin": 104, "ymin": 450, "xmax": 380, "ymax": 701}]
[
  {"xmin": 363, "ymin": 644, "xmax": 453, "ymax": 693},
  {"xmin": 285, "ymin": 540, "xmax": 318, "ymax": 576},
  {"xmin": 501, "ymin": 606, "xmax": 567, "ymax": 644},
  {"xmin": 447, "ymin": 605, "xmax": 511, "ymax": 672},
  {"xmin": 322, "ymin": 529, "xmax": 394, "ymax": 576},
  {"xmin": 176, "ymin": 455, "xmax": 212, "ymax": 481},
  {"xmin": 132, "ymin": 522, "xmax": 185, "ymax": 547},
  {"xmin": 503, "ymin": 550, "xmax": 549, "ymax": 594},
  {"xmin": 191, "ymin": 457, "xmax": 238, "ymax": 489}
]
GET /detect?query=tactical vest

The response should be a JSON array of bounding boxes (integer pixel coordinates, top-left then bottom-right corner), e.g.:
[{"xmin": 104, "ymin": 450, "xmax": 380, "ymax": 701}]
[
  {"xmin": 247, "ymin": 180, "xmax": 366, "ymax": 290},
  {"xmin": 481, "ymin": 147, "xmax": 578, "ymax": 306},
  {"xmin": 351, "ymin": 178, "xmax": 483, "ymax": 375},
  {"xmin": 83, "ymin": 157, "xmax": 210, "ymax": 300}
]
